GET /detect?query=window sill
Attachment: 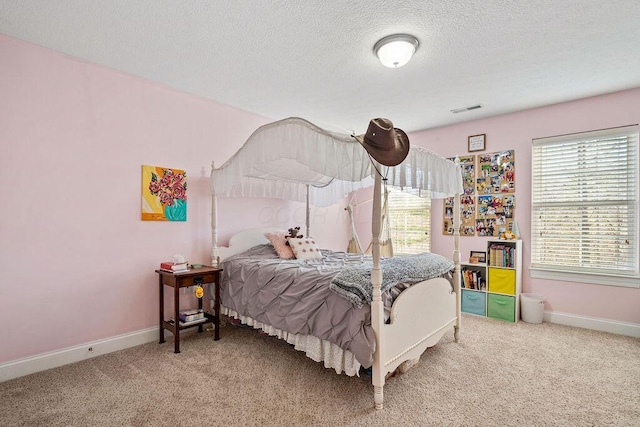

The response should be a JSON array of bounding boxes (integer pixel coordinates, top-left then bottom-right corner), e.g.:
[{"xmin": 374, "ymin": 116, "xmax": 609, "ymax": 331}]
[{"xmin": 530, "ymin": 268, "xmax": 640, "ymax": 289}]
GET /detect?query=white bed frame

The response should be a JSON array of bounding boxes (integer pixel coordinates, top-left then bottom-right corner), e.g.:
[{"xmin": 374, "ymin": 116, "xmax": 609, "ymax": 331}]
[{"xmin": 210, "ymin": 166, "xmax": 462, "ymax": 410}]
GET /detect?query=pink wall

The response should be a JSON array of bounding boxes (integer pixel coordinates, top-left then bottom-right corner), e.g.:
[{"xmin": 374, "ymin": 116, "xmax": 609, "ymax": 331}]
[
  {"xmin": 418, "ymin": 89, "xmax": 640, "ymax": 324},
  {"xmin": 2, "ymin": 34, "xmax": 636, "ymax": 366},
  {"xmin": 0, "ymin": 35, "xmax": 348, "ymax": 364}
]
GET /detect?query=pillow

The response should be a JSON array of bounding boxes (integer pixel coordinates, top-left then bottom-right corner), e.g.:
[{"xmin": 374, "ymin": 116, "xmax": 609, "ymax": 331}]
[
  {"xmin": 288, "ymin": 238, "xmax": 323, "ymax": 260},
  {"xmin": 264, "ymin": 231, "xmax": 295, "ymax": 259}
]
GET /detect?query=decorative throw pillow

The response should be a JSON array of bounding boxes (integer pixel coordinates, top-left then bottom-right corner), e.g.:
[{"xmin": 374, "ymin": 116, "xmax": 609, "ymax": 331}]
[
  {"xmin": 264, "ymin": 231, "xmax": 295, "ymax": 259},
  {"xmin": 288, "ymin": 238, "xmax": 323, "ymax": 260}
]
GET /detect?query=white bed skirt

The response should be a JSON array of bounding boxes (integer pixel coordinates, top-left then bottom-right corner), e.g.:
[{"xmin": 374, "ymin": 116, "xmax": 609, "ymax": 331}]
[{"xmin": 221, "ymin": 306, "xmax": 362, "ymax": 376}]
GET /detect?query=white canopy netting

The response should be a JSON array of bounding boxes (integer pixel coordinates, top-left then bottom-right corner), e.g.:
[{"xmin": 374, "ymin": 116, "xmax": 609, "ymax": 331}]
[{"xmin": 210, "ymin": 117, "xmax": 463, "ymax": 206}]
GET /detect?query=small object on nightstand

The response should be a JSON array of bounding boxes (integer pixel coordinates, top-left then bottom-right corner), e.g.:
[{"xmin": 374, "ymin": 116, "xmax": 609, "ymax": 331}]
[
  {"xmin": 195, "ymin": 286, "xmax": 204, "ymax": 298},
  {"xmin": 171, "ymin": 254, "xmax": 186, "ymax": 264}
]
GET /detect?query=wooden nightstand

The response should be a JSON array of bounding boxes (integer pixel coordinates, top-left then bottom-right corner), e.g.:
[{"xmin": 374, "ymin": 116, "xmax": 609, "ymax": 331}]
[{"xmin": 156, "ymin": 266, "xmax": 222, "ymax": 353}]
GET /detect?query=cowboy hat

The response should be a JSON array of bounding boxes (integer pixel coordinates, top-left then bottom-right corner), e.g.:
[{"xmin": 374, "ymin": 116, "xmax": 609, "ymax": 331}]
[{"xmin": 354, "ymin": 118, "xmax": 410, "ymax": 167}]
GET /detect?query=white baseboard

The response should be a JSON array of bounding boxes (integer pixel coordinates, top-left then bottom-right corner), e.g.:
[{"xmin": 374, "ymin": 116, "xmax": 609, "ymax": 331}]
[
  {"xmin": 0, "ymin": 327, "xmax": 158, "ymax": 383},
  {"xmin": 544, "ymin": 311, "xmax": 640, "ymax": 338}
]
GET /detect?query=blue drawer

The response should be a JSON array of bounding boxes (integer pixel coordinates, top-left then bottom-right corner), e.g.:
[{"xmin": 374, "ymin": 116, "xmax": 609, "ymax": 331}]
[{"xmin": 461, "ymin": 289, "xmax": 486, "ymax": 316}]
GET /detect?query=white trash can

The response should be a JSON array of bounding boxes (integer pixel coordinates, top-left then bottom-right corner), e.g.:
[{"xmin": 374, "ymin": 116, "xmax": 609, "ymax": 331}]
[{"xmin": 520, "ymin": 293, "xmax": 545, "ymax": 323}]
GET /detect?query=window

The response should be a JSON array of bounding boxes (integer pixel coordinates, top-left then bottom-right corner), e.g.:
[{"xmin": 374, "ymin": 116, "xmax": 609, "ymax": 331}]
[
  {"xmin": 531, "ymin": 125, "xmax": 639, "ymax": 287},
  {"xmin": 387, "ymin": 189, "xmax": 431, "ymax": 255}
]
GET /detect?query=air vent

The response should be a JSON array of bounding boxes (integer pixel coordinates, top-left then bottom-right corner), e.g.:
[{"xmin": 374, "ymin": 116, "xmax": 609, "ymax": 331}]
[{"xmin": 451, "ymin": 104, "xmax": 483, "ymax": 114}]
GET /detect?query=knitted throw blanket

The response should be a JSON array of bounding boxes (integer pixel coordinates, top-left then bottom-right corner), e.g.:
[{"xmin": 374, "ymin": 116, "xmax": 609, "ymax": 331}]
[{"xmin": 329, "ymin": 253, "xmax": 455, "ymax": 307}]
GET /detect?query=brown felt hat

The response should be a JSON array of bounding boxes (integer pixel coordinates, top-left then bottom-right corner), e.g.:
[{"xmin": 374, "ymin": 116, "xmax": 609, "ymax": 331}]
[{"xmin": 354, "ymin": 118, "xmax": 410, "ymax": 167}]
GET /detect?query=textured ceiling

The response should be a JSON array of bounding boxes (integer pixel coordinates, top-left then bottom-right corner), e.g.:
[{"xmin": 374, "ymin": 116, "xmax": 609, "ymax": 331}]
[{"xmin": 1, "ymin": 0, "xmax": 639, "ymax": 134}]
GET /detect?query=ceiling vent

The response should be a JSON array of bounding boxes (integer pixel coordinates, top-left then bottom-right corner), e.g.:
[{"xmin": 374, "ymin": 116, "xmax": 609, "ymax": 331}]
[{"xmin": 451, "ymin": 104, "xmax": 483, "ymax": 114}]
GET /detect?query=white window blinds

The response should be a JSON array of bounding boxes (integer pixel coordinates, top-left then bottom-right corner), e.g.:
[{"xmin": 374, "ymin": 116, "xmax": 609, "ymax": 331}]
[
  {"xmin": 387, "ymin": 189, "xmax": 431, "ymax": 255},
  {"xmin": 531, "ymin": 125, "xmax": 639, "ymax": 285}
]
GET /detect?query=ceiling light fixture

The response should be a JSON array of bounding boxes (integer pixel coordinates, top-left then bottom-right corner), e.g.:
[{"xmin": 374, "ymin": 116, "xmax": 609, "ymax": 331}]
[{"xmin": 374, "ymin": 34, "xmax": 419, "ymax": 68}]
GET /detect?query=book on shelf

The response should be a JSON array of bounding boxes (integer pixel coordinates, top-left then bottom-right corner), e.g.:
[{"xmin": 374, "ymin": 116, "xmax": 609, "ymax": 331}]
[
  {"xmin": 179, "ymin": 309, "xmax": 204, "ymax": 323},
  {"xmin": 488, "ymin": 243, "xmax": 515, "ymax": 268},
  {"xmin": 461, "ymin": 268, "xmax": 486, "ymax": 290}
]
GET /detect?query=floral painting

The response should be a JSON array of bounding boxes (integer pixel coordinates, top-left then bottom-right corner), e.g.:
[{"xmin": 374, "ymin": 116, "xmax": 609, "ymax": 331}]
[{"xmin": 141, "ymin": 165, "xmax": 187, "ymax": 221}]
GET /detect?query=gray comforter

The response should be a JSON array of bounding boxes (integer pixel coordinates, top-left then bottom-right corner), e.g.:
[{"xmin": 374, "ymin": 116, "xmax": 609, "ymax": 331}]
[
  {"xmin": 330, "ymin": 253, "xmax": 455, "ymax": 308},
  {"xmin": 218, "ymin": 244, "xmax": 453, "ymax": 368}
]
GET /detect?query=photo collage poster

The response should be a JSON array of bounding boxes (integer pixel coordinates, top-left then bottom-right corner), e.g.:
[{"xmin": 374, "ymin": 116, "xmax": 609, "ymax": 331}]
[
  {"xmin": 443, "ymin": 150, "xmax": 516, "ymax": 237},
  {"xmin": 476, "ymin": 150, "xmax": 515, "ymax": 194},
  {"xmin": 476, "ymin": 194, "xmax": 515, "ymax": 236}
]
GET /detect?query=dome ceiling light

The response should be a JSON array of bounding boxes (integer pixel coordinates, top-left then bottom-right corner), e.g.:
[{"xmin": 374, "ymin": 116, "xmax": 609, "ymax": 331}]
[{"xmin": 374, "ymin": 34, "xmax": 419, "ymax": 68}]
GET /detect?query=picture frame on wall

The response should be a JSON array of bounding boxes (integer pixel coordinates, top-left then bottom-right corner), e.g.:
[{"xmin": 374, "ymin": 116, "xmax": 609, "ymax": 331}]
[
  {"xmin": 468, "ymin": 134, "xmax": 486, "ymax": 152},
  {"xmin": 141, "ymin": 165, "xmax": 187, "ymax": 221}
]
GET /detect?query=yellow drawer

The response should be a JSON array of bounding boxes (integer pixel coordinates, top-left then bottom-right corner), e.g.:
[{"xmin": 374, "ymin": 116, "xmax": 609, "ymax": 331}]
[{"xmin": 488, "ymin": 268, "xmax": 516, "ymax": 295}]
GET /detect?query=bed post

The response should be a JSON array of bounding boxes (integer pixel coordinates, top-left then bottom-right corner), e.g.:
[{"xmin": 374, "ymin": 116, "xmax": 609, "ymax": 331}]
[
  {"xmin": 370, "ymin": 167, "xmax": 385, "ymax": 410},
  {"xmin": 211, "ymin": 161, "xmax": 219, "ymax": 267},
  {"xmin": 306, "ymin": 184, "xmax": 311, "ymax": 238},
  {"xmin": 453, "ymin": 159, "xmax": 462, "ymax": 342}
]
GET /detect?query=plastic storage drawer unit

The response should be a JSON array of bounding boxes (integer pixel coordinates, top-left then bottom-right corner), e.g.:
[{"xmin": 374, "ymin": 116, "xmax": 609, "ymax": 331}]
[
  {"xmin": 488, "ymin": 268, "xmax": 516, "ymax": 295},
  {"xmin": 461, "ymin": 289, "xmax": 486, "ymax": 316},
  {"xmin": 487, "ymin": 294, "xmax": 516, "ymax": 322}
]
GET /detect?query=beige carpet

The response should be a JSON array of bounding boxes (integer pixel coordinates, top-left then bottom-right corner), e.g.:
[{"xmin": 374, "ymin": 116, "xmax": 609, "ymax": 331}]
[{"xmin": 1, "ymin": 315, "xmax": 639, "ymax": 426}]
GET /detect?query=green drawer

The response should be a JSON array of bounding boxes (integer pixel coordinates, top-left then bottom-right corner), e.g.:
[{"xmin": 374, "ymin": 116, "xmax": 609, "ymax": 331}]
[{"xmin": 487, "ymin": 294, "xmax": 516, "ymax": 322}]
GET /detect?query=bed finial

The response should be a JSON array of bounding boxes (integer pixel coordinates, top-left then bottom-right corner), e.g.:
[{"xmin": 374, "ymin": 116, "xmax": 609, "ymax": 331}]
[{"xmin": 211, "ymin": 161, "xmax": 219, "ymax": 267}]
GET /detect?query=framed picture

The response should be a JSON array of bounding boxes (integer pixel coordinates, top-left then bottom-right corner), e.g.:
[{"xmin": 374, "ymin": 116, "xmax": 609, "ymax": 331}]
[
  {"xmin": 468, "ymin": 134, "xmax": 486, "ymax": 152},
  {"xmin": 470, "ymin": 250, "xmax": 486, "ymax": 263},
  {"xmin": 141, "ymin": 165, "xmax": 187, "ymax": 221}
]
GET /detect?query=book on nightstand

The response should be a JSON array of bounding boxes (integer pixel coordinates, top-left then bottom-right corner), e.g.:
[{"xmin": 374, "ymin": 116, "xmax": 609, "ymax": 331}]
[
  {"xmin": 159, "ymin": 261, "xmax": 188, "ymax": 273},
  {"xmin": 168, "ymin": 316, "xmax": 207, "ymax": 327},
  {"xmin": 179, "ymin": 309, "xmax": 205, "ymax": 323}
]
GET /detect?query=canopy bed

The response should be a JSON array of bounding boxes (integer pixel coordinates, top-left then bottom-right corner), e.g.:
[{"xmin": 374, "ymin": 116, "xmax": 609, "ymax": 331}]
[{"xmin": 209, "ymin": 117, "xmax": 463, "ymax": 409}]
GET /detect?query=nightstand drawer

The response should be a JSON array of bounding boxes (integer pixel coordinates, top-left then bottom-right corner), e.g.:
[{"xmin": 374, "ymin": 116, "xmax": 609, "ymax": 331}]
[
  {"xmin": 176, "ymin": 272, "xmax": 217, "ymax": 287},
  {"xmin": 487, "ymin": 294, "xmax": 516, "ymax": 322},
  {"xmin": 488, "ymin": 268, "xmax": 516, "ymax": 294},
  {"xmin": 158, "ymin": 270, "xmax": 218, "ymax": 288},
  {"xmin": 461, "ymin": 289, "xmax": 486, "ymax": 316}
]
